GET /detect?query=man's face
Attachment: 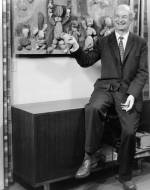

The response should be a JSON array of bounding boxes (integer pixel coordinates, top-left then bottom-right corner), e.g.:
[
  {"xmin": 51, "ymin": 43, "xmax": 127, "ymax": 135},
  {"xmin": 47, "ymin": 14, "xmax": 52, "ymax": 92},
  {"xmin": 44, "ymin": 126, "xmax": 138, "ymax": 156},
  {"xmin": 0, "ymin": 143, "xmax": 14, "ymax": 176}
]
[{"xmin": 114, "ymin": 8, "xmax": 131, "ymax": 32}]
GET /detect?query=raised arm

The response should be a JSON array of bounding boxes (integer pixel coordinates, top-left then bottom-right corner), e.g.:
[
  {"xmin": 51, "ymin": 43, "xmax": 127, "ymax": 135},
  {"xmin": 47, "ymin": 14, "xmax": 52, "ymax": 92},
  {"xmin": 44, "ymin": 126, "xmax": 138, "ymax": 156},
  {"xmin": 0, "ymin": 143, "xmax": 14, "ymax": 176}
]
[{"xmin": 62, "ymin": 33, "xmax": 102, "ymax": 67}]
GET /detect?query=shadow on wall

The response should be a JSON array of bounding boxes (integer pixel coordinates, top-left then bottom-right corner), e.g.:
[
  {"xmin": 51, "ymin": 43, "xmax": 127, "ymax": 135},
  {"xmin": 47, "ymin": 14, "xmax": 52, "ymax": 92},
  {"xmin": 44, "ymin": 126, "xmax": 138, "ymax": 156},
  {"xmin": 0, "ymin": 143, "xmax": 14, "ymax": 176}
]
[
  {"xmin": 36, "ymin": 57, "xmax": 101, "ymax": 84},
  {"xmin": 36, "ymin": 57, "xmax": 101, "ymax": 99}
]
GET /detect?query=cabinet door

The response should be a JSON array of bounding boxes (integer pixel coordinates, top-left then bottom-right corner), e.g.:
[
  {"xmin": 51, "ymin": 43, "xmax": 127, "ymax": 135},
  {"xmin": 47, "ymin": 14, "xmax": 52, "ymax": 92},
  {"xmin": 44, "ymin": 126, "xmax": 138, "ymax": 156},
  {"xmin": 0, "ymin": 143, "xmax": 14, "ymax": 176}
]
[{"xmin": 35, "ymin": 109, "xmax": 85, "ymax": 182}]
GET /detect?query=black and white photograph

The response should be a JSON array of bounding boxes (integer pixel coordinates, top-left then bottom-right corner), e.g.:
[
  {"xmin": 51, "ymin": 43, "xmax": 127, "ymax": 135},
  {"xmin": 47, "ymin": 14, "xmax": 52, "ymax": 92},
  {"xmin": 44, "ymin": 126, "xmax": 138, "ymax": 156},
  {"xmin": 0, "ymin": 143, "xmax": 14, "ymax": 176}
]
[{"xmin": 0, "ymin": 0, "xmax": 150, "ymax": 190}]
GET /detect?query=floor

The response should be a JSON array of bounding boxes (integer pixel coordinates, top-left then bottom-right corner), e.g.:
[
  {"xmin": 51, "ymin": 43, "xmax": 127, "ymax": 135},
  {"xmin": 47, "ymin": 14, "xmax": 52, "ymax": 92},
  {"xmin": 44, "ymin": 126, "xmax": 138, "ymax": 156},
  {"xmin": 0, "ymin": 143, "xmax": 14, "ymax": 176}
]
[{"xmin": 9, "ymin": 161, "xmax": 150, "ymax": 190}]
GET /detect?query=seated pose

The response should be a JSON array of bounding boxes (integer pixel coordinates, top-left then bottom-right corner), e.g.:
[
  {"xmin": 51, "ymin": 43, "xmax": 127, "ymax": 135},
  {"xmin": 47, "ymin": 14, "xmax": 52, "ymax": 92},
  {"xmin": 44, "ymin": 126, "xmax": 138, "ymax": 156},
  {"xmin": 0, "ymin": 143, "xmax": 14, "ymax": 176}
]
[{"xmin": 63, "ymin": 4, "xmax": 148, "ymax": 190}]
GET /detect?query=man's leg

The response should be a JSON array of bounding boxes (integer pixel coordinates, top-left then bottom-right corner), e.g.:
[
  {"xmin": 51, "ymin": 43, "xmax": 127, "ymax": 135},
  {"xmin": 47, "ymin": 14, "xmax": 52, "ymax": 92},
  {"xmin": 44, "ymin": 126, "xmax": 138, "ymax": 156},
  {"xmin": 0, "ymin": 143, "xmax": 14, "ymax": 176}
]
[
  {"xmin": 76, "ymin": 89, "xmax": 113, "ymax": 178},
  {"xmin": 114, "ymin": 92, "xmax": 140, "ymax": 189}
]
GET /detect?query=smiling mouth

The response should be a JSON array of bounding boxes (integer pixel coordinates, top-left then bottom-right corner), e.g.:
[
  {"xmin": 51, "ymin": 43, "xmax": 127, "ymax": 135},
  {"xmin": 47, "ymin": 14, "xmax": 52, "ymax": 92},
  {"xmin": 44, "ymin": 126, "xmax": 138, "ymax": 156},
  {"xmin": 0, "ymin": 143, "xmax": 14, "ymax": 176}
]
[{"xmin": 117, "ymin": 23, "xmax": 126, "ymax": 26}]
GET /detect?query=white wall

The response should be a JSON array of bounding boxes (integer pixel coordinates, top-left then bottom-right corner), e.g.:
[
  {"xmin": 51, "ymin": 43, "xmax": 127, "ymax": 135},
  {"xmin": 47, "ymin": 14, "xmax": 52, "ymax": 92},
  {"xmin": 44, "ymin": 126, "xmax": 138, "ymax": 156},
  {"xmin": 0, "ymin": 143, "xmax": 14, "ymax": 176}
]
[
  {"xmin": 12, "ymin": 57, "xmax": 101, "ymax": 104},
  {"xmin": 0, "ymin": 0, "xmax": 4, "ymax": 189}
]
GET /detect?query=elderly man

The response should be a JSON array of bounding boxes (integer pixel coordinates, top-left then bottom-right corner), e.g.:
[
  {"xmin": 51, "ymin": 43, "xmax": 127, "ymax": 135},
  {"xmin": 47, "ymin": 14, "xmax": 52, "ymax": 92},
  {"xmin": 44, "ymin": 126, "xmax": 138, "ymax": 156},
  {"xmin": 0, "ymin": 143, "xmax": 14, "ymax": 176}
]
[{"xmin": 63, "ymin": 4, "xmax": 148, "ymax": 190}]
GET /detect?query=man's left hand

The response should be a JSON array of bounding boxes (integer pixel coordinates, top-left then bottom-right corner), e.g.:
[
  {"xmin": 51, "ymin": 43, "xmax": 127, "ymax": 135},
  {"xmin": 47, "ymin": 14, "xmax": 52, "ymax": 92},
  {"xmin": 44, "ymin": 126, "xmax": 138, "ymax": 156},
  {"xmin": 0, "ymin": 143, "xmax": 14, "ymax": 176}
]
[{"xmin": 121, "ymin": 95, "xmax": 135, "ymax": 112}]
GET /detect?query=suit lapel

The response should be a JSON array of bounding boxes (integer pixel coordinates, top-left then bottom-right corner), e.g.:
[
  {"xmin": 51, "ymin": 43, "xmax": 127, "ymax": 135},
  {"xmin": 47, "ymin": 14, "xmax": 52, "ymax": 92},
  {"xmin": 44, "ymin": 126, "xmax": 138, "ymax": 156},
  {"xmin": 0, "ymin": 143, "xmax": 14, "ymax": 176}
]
[
  {"xmin": 108, "ymin": 32, "xmax": 120, "ymax": 63},
  {"xmin": 123, "ymin": 32, "xmax": 135, "ymax": 63},
  {"xmin": 108, "ymin": 32, "xmax": 122, "ymax": 76}
]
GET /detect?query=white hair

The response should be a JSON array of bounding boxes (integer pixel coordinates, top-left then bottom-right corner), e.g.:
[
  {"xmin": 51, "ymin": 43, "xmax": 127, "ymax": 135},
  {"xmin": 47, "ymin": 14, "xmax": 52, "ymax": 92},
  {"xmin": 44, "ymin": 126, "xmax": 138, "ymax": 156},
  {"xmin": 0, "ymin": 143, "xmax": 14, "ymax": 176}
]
[{"xmin": 114, "ymin": 4, "xmax": 135, "ymax": 20}]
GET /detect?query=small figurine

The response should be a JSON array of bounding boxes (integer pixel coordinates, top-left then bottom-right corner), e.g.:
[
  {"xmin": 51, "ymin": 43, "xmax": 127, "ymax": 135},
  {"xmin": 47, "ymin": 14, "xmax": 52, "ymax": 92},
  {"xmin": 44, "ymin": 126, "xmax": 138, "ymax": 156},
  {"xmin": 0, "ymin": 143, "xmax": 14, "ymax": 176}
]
[
  {"xmin": 31, "ymin": 12, "xmax": 47, "ymax": 51},
  {"xmin": 84, "ymin": 17, "xmax": 97, "ymax": 51},
  {"xmin": 62, "ymin": 8, "xmax": 71, "ymax": 33},
  {"xmin": 69, "ymin": 20, "xmax": 80, "ymax": 42},
  {"xmin": 47, "ymin": 5, "xmax": 66, "ymax": 53},
  {"xmin": 17, "ymin": 24, "xmax": 32, "ymax": 51},
  {"xmin": 78, "ymin": 19, "xmax": 87, "ymax": 48},
  {"xmin": 36, "ymin": 12, "xmax": 47, "ymax": 50}
]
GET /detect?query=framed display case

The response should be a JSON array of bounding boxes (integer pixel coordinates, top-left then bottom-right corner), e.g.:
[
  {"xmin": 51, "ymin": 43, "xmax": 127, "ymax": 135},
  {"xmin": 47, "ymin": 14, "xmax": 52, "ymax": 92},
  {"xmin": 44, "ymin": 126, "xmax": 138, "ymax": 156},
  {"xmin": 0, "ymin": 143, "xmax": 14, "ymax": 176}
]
[{"xmin": 12, "ymin": 0, "xmax": 120, "ymax": 55}]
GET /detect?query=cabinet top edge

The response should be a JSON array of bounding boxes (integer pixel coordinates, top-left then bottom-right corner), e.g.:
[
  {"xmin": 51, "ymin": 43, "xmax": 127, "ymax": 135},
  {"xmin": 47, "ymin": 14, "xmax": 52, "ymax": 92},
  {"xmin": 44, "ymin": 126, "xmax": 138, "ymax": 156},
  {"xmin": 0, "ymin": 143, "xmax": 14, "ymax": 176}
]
[{"xmin": 12, "ymin": 98, "xmax": 89, "ymax": 114}]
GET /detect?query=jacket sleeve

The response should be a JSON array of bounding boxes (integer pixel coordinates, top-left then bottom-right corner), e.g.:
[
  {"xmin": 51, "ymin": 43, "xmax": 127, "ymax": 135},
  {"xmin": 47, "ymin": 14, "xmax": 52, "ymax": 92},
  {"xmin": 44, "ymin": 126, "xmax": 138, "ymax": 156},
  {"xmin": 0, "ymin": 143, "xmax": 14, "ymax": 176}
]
[
  {"xmin": 127, "ymin": 40, "xmax": 148, "ymax": 99},
  {"xmin": 70, "ymin": 38, "xmax": 102, "ymax": 67}
]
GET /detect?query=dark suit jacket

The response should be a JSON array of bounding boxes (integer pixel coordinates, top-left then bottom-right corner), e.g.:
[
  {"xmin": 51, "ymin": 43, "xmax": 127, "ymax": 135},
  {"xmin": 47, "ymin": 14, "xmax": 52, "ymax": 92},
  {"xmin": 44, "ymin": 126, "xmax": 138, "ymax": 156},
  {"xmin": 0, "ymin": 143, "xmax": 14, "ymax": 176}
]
[{"xmin": 71, "ymin": 31, "xmax": 148, "ymax": 112}]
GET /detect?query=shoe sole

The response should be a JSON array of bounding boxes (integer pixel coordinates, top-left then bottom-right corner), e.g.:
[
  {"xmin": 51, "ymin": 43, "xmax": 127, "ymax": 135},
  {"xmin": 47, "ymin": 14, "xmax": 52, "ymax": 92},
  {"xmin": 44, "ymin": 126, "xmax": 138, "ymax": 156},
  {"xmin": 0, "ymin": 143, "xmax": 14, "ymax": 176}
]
[{"xmin": 75, "ymin": 171, "xmax": 90, "ymax": 179}]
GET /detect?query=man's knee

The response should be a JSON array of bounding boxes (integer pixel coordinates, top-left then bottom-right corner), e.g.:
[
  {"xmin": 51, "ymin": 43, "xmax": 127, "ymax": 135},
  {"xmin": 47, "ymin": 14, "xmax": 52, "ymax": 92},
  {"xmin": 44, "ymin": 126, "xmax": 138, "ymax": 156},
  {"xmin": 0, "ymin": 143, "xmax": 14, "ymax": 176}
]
[
  {"xmin": 85, "ymin": 102, "xmax": 105, "ymax": 113},
  {"xmin": 85, "ymin": 102, "xmax": 107, "ymax": 119},
  {"xmin": 85, "ymin": 102, "xmax": 98, "ymax": 111}
]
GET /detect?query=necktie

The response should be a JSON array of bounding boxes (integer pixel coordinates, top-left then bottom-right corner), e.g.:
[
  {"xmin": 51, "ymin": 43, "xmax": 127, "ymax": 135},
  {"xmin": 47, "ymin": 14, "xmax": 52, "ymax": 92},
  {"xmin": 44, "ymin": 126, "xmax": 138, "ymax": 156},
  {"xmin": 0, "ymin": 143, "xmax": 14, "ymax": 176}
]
[{"xmin": 118, "ymin": 36, "xmax": 124, "ymax": 63}]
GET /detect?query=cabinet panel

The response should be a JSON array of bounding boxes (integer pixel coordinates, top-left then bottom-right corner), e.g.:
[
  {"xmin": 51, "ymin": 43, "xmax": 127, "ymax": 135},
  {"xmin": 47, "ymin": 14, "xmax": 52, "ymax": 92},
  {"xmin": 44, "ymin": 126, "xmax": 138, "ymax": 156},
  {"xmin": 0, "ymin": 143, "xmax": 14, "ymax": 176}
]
[
  {"xmin": 35, "ymin": 109, "xmax": 85, "ymax": 182},
  {"xmin": 12, "ymin": 108, "xmax": 36, "ymax": 185}
]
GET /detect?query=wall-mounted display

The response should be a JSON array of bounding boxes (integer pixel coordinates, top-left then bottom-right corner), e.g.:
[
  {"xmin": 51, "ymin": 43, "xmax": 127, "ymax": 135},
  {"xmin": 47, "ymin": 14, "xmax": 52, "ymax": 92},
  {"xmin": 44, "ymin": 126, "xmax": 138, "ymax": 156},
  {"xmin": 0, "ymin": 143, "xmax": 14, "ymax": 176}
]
[{"xmin": 13, "ymin": 0, "xmax": 120, "ymax": 55}]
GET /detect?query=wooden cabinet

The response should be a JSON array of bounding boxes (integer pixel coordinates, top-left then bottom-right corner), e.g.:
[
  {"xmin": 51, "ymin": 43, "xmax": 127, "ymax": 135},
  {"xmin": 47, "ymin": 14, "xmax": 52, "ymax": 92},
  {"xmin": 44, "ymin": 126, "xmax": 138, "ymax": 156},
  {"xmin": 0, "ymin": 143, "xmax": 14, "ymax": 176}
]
[
  {"xmin": 12, "ymin": 98, "xmax": 150, "ymax": 189},
  {"xmin": 12, "ymin": 98, "xmax": 89, "ymax": 189}
]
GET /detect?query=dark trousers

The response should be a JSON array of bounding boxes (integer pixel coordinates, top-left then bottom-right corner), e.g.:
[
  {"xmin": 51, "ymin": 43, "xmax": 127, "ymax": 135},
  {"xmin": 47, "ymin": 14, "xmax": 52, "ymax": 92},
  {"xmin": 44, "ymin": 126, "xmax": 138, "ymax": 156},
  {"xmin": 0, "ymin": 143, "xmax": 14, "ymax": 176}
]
[{"xmin": 85, "ymin": 87, "xmax": 140, "ymax": 181}]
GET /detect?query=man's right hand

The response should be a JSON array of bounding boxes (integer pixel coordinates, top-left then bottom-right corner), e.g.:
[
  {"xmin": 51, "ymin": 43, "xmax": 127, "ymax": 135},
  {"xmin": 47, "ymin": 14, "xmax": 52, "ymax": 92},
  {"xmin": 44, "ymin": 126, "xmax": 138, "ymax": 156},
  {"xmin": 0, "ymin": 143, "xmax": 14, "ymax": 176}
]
[{"xmin": 62, "ymin": 33, "xmax": 79, "ymax": 52}]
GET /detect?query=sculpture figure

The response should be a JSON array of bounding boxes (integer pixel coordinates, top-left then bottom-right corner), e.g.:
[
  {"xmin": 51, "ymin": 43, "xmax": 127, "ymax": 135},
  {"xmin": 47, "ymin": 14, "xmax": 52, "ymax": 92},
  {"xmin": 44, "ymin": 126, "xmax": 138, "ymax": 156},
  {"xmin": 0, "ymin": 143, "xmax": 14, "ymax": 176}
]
[{"xmin": 84, "ymin": 17, "xmax": 97, "ymax": 51}]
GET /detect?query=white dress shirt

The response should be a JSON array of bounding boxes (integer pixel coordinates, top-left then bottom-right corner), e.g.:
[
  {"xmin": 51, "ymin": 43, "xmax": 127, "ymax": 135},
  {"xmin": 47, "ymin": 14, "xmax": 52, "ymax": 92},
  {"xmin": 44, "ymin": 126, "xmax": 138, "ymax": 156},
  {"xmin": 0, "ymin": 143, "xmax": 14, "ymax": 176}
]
[{"xmin": 115, "ymin": 31, "xmax": 129, "ymax": 50}]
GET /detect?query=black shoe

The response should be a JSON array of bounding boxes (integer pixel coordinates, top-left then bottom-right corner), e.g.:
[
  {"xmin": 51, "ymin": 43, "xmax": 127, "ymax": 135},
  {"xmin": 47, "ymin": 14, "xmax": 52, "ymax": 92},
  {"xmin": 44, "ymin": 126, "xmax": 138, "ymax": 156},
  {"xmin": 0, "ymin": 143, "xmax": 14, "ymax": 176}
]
[
  {"xmin": 75, "ymin": 159, "xmax": 92, "ymax": 179},
  {"xmin": 116, "ymin": 175, "xmax": 137, "ymax": 190},
  {"xmin": 75, "ymin": 151, "xmax": 104, "ymax": 179}
]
